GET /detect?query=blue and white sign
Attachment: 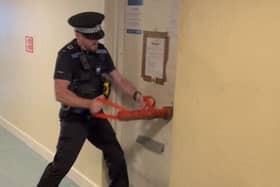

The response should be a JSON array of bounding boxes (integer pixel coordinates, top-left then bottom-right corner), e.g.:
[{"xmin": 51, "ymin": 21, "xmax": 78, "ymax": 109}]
[
  {"xmin": 127, "ymin": 29, "xmax": 142, "ymax": 35},
  {"xmin": 128, "ymin": 0, "xmax": 143, "ymax": 6},
  {"xmin": 126, "ymin": 1, "xmax": 143, "ymax": 35}
]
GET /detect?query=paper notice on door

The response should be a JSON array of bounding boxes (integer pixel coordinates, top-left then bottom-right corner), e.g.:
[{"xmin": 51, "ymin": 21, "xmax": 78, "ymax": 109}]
[
  {"xmin": 144, "ymin": 37, "xmax": 165, "ymax": 79},
  {"xmin": 141, "ymin": 31, "xmax": 169, "ymax": 85}
]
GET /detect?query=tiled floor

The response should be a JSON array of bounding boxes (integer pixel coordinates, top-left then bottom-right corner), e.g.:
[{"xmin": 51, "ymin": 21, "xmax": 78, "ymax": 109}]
[{"xmin": 0, "ymin": 124, "xmax": 79, "ymax": 187}]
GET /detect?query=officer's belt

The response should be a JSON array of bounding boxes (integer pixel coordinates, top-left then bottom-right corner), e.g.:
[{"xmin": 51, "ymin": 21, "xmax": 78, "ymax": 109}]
[
  {"xmin": 62, "ymin": 105, "xmax": 89, "ymax": 115},
  {"xmin": 69, "ymin": 107, "xmax": 89, "ymax": 115}
]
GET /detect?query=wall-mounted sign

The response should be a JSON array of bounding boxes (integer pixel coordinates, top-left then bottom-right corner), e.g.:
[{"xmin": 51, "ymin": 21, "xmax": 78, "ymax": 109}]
[
  {"xmin": 25, "ymin": 36, "xmax": 33, "ymax": 53},
  {"xmin": 128, "ymin": 0, "xmax": 143, "ymax": 5},
  {"xmin": 126, "ymin": 0, "xmax": 143, "ymax": 35},
  {"xmin": 141, "ymin": 31, "xmax": 169, "ymax": 85}
]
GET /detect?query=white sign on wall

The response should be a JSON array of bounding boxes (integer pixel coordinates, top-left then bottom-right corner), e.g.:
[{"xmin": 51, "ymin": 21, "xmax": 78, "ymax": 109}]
[
  {"xmin": 126, "ymin": 0, "xmax": 144, "ymax": 34},
  {"xmin": 141, "ymin": 31, "xmax": 169, "ymax": 85}
]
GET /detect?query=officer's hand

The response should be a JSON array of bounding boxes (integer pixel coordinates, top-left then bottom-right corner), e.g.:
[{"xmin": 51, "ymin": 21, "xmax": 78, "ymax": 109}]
[
  {"xmin": 135, "ymin": 93, "xmax": 146, "ymax": 109},
  {"xmin": 90, "ymin": 95, "xmax": 104, "ymax": 114}
]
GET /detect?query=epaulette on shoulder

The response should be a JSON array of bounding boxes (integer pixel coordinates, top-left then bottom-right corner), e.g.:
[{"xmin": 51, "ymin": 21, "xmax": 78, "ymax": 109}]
[{"xmin": 58, "ymin": 40, "xmax": 78, "ymax": 55}]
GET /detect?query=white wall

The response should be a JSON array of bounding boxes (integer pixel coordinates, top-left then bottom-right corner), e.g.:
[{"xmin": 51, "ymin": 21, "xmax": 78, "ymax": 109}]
[{"xmin": 0, "ymin": 1, "xmax": 105, "ymax": 186}]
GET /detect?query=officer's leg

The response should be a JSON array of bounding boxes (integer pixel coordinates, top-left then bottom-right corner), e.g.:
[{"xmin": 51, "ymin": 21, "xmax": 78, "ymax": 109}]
[
  {"xmin": 87, "ymin": 118, "xmax": 129, "ymax": 187},
  {"xmin": 37, "ymin": 120, "xmax": 87, "ymax": 187}
]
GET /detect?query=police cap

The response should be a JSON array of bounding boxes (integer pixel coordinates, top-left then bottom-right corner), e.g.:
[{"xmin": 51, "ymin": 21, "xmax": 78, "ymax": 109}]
[{"xmin": 68, "ymin": 12, "xmax": 105, "ymax": 40}]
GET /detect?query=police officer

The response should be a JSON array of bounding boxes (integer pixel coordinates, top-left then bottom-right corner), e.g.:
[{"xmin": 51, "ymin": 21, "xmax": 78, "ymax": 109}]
[{"xmin": 37, "ymin": 12, "xmax": 144, "ymax": 187}]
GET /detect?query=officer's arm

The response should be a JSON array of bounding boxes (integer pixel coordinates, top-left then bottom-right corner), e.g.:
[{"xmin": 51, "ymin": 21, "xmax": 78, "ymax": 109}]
[
  {"xmin": 109, "ymin": 69, "xmax": 138, "ymax": 98},
  {"xmin": 108, "ymin": 69, "xmax": 145, "ymax": 109},
  {"xmin": 55, "ymin": 79, "xmax": 103, "ymax": 112}
]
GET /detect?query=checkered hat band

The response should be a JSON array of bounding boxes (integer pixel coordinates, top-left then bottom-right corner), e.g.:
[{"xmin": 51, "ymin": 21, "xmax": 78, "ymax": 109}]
[{"xmin": 75, "ymin": 24, "xmax": 102, "ymax": 34}]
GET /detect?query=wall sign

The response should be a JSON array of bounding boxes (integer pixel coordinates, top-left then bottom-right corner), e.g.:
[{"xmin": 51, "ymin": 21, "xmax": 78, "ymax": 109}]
[
  {"xmin": 141, "ymin": 31, "xmax": 169, "ymax": 85},
  {"xmin": 25, "ymin": 36, "xmax": 33, "ymax": 53},
  {"xmin": 126, "ymin": 0, "xmax": 143, "ymax": 34},
  {"xmin": 128, "ymin": 0, "xmax": 143, "ymax": 5}
]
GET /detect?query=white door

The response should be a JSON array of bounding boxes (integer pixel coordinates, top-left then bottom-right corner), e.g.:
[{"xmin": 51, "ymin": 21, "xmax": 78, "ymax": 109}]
[{"xmin": 105, "ymin": 0, "xmax": 179, "ymax": 186}]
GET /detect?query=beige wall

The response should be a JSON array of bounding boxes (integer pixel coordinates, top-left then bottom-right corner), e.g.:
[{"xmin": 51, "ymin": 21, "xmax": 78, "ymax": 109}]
[
  {"xmin": 171, "ymin": 0, "xmax": 280, "ymax": 187},
  {"xmin": 0, "ymin": 1, "xmax": 105, "ymax": 186}
]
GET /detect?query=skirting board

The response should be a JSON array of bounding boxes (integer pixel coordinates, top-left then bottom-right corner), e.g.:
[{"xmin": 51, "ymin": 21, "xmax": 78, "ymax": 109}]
[{"xmin": 0, "ymin": 115, "xmax": 100, "ymax": 187}]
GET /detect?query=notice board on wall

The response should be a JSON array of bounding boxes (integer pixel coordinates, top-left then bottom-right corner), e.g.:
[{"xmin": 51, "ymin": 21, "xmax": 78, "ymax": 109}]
[{"xmin": 141, "ymin": 31, "xmax": 169, "ymax": 85}]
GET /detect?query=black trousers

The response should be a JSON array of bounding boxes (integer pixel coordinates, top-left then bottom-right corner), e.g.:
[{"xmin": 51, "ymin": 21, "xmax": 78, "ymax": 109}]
[{"xmin": 37, "ymin": 116, "xmax": 129, "ymax": 187}]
